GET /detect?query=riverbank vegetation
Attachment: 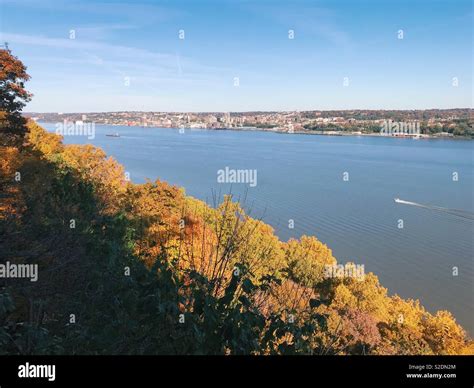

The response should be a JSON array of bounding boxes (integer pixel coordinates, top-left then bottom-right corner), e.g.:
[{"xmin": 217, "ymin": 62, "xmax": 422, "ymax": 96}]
[{"xmin": 1, "ymin": 49, "xmax": 472, "ymax": 355}]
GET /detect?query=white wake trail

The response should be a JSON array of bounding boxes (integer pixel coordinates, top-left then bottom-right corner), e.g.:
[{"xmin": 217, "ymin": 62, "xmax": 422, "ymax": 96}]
[{"xmin": 394, "ymin": 198, "xmax": 474, "ymax": 220}]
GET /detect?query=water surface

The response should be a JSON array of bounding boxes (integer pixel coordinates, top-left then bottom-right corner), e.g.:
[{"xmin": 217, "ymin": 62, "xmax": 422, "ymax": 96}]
[{"xmin": 42, "ymin": 123, "xmax": 474, "ymax": 334}]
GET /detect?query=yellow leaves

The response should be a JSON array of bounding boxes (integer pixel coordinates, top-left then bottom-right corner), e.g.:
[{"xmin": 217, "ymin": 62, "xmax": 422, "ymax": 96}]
[
  {"xmin": 234, "ymin": 218, "xmax": 285, "ymax": 282},
  {"xmin": 459, "ymin": 341, "xmax": 474, "ymax": 355},
  {"xmin": 26, "ymin": 121, "xmax": 64, "ymax": 156},
  {"xmin": 59, "ymin": 144, "xmax": 127, "ymax": 214},
  {"xmin": 332, "ymin": 283, "xmax": 358, "ymax": 308},
  {"xmin": 164, "ymin": 195, "xmax": 286, "ymax": 285},
  {"xmin": 284, "ymin": 235, "xmax": 336, "ymax": 288},
  {"xmin": 388, "ymin": 295, "xmax": 425, "ymax": 330},
  {"xmin": 423, "ymin": 310, "xmax": 468, "ymax": 355},
  {"xmin": 375, "ymin": 295, "xmax": 470, "ymax": 355},
  {"xmin": 61, "ymin": 144, "xmax": 106, "ymax": 172},
  {"xmin": 126, "ymin": 180, "xmax": 183, "ymax": 224},
  {"xmin": 341, "ymin": 273, "xmax": 390, "ymax": 321},
  {"xmin": 125, "ymin": 180, "xmax": 185, "ymax": 262},
  {"xmin": 16, "ymin": 122, "xmax": 472, "ymax": 355},
  {"xmin": 24, "ymin": 122, "xmax": 128, "ymax": 215}
]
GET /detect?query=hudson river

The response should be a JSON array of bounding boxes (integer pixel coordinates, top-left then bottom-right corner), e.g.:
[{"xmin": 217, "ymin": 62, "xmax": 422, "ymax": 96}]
[{"xmin": 42, "ymin": 123, "xmax": 474, "ymax": 334}]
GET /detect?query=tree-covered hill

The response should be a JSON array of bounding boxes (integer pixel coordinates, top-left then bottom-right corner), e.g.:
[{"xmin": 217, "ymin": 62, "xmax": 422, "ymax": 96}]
[{"xmin": 1, "ymin": 48, "xmax": 472, "ymax": 355}]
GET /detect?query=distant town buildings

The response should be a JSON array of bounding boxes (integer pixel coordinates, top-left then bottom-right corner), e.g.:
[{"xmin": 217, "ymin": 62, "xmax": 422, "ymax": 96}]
[{"xmin": 24, "ymin": 109, "xmax": 472, "ymax": 137}]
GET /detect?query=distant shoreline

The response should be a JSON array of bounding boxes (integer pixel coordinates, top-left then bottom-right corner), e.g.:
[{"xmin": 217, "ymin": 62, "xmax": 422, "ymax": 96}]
[{"xmin": 38, "ymin": 121, "xmax": 473, "ymax": 141}]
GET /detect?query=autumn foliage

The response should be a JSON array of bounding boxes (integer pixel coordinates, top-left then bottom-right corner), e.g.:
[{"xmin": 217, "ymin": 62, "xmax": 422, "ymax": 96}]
[
  {"xmin": 0, "ymin": 49, "xmax": 32, "ymax": 144},
  {"xmin": 0, "ymin": 51, "xmax": 472, "ymax": 355}
]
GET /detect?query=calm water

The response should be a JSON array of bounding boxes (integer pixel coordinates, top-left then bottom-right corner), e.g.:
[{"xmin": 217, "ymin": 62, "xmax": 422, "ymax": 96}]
[{"xmin": 42, "ymin": 123, "xmax": 474, "ymax": 334}]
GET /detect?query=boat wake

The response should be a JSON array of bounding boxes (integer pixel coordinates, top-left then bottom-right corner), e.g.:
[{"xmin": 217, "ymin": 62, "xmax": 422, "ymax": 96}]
[{"xmin": 394, "ymin": 198, "xmax": 474, "ymax": 220}]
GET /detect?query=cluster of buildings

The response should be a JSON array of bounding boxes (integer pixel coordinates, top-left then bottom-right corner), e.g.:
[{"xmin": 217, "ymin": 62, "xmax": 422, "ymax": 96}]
[
  {"xmin": 27, "ymin": 111, "xmax": 359, "ymax": 132},
  {"xmin": 26, "ymin": 109, "xmax": 471, "ymax": 137}
]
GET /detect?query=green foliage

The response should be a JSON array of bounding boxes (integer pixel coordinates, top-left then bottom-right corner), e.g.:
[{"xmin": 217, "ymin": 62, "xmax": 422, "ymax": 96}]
[
  {"xmin": 0, "ymin": 87, "xmax": 474, "ymax": 355},
  {"xmin": 2, "ymin": 51, "xmax": 472, "ymax": 356},
  {"xmin": 0, "ymin": 121, "xmax": 471, "ymax": 356}
]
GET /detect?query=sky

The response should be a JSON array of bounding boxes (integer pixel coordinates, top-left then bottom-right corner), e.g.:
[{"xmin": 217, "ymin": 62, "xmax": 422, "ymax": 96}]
[{"xmin": 0, "ymin": 0, "xmax": 472, "ymax": 112}]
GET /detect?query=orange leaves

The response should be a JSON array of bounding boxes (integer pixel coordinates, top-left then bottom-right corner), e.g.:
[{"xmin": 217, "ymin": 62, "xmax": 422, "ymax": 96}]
[
  {"xmin": 26, "ymin": 122, "xmax": 128, "ymax": 214},
  {"xmin": 0, "ymin": 146, "xmax": 22, "ymax": 220},
  {"xmin": 0, "ymin": 49, "xmax": 32, "ymax": 127},
  {"xmin": 0, "ymin": 49, "xmax": 30, "ymax": 81},
  {"xmin": 260, "ymin": 279, "xmax": 316, "ymax": 317},
  {"xmin": 16, "ymin": 121, "xmax": 472, "ymax": 355},
  {"xmin": 0, "ymin": 146, "xmax": 20, "ymax": 176},
  {"xmin": 60, "ymin": 144, "xmax": 128, "ymax": 213}
]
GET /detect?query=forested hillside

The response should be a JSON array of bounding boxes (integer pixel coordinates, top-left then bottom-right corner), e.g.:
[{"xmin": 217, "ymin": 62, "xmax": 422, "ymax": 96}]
[{"xmin": 1, "ymin": 49, "xmax": 472, "ymax": 355}]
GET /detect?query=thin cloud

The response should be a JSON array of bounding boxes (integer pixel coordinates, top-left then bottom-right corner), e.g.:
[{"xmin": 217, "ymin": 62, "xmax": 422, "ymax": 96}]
[
  {"xmin": 1, "ymin": 32, "xmax": 231, "ymax": 94},
  {"xmin": 249, "ymin": 4, "xmax": 352, "ymax": 48}
]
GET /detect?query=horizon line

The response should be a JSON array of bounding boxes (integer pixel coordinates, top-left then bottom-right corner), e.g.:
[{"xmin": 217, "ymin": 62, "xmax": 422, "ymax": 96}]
[{"xmin": 24, "ymin": 107, "xmax": 473, "ymax": 115}]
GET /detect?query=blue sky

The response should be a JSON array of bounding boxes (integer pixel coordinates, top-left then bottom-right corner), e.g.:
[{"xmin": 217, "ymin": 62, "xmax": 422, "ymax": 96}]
[{"xmin": 0, "ymin": 0, "xmax": 472, "ymax": 112}]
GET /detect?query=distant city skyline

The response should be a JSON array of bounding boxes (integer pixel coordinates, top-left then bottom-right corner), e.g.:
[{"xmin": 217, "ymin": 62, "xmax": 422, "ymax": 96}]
[
  {"xmin": 27, "ymin": 108, "xmax": 472, "ymax": 138},
  {"xmin": 1, "ymin": 0, "xmax": 472, "ymax": 112}
]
